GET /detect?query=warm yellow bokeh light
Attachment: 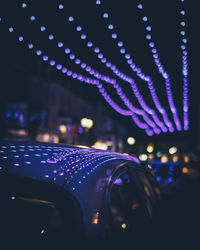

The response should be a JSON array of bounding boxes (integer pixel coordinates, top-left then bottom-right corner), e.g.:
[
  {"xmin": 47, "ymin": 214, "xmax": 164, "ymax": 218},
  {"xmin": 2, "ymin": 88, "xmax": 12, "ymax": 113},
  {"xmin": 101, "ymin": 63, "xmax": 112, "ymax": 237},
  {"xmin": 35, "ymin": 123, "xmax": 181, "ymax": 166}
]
[
  {"xmin": 147, "ymin": 144, "xmax": 154, "ymax": 153},
  {"xmin": 169, "ymin": 146, "xmax": 177, "ymax": 155},
  {"xmin": 127, "ymin": 137, "xmax": 136, "ymax": 145},
  {"xmin": 172, "ymin": 155, "xmax": 179, "ymax": 162},
  {"xmin": 59, "ymin": 124, "xmax": 67, "ymax": 134},
  {"xmin": 161, "ymin": 154, "xmax": 168, "ymax": 163},
  {"xmin": 184, "ymin": 155, "xmax": 190, "ymax": 163},
  {"xmin": 81, "ymin": 118, "xmax": 94, "ymax": 129},
  {"xmin": 139, "ymin": 154, "xmax": 148, "ymax": 161}
]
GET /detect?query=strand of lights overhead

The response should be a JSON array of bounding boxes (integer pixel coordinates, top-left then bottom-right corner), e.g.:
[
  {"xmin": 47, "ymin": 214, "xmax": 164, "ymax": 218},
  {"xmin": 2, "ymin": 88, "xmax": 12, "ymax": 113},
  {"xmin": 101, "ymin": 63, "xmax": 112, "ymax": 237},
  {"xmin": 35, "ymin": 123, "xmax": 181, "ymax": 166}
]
[
  {"xmin": 94, "ymin": 1, "xmax": 175, "ymax": 132},
  {"xmin": 66, "ymin": 16, "xmax": 172, "ymax": 132},
  {"xmin": 136, "ymin": 1, "xmax": 182, "ymax": 131},
  {"xmin": 0, "ymin": 18, "xmax": 153, "ymax": 135},
  {"xmin": 179, "ymin": 0, "xmax": 189, "ymax": 131},
  {"xmin": 18, "ymin": 4, "xmax": 164, "ymax": 132}
]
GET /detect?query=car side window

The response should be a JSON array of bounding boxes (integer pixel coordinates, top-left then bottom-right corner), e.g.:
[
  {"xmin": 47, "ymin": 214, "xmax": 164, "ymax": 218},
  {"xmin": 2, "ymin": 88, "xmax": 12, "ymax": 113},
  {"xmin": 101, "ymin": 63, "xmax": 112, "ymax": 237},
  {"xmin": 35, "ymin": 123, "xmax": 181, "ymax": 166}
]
[{"xmin": 108, "ymin": 168, "xmax": 147, "ymax": 232}]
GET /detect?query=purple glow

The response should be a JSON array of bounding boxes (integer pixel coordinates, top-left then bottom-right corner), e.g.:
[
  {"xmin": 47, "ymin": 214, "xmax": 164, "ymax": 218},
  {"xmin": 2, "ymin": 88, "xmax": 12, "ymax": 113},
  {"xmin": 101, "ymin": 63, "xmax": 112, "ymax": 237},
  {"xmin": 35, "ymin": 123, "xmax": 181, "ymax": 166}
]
[
  {"xmin": 65, "ymin": 48, "xmax": 70, "ymax": 54},
  {"xmin": 50, "ymin": 60, "xmax": 55, "ymax": 66},
  {"xmin": 56, "ymin": 64, "xmax": 62, "ymax": 70},
  {"xmin": 81, "ymin": 34, "xmax": 86, "ymax": 39},
  {"xmin": 48, "ymin": 34, "xmax": 54, "ymax": 40},
  {"xmin": 9, "ymin": 27, "xmax": 14, "ymax": 32},
  {"xmin": 43, "ymin": 55, "xmax": 48, "ymax": 61},
  {"xmin": 28, "ymin": 43, "xmax": 34, "ymax": 49},
  {"xmin": 76, "ymin": 26, "xmax": 82, "ymax": 31},
  {"xmin": 58, "ymin": 42, "xmax": 63, "ymax": 47},
  {"xmin": 58, "ymin": 4, "xmax": 64, "ymax": 10},
  {"xmin": 30, "ymin": 16, "xmax": 36, "ymax": 21},
  {"xmin": 112, "ymin": 33, "xmax": 117, "ymax": 39},
  {"xmin": 18, "ymin": 36, "xmax": 23, "ymax": 42},
  {"xmin": 40, "ymin": 26, "xmax": 46, "ymax": 31},
  {"xmin": 68, "ymin": 16, "xmax": 74, "ymax": 22}
]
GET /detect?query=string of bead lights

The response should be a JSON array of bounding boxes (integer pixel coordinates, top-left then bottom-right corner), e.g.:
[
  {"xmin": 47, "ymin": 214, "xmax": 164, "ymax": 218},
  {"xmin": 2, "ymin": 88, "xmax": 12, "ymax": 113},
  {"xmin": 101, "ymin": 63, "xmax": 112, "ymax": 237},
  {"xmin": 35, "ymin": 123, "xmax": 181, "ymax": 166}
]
[
  {"xmin": 95, "ymin": 0, "xmax": 175, "ymax": 132},
  {"xmin": 178, "ymin": 0, "xmax": 189, "ymax": 131},
  {"xmin": 19, "ymin": 3, "xmax": 167, "ymax": 133},
  {"xmin": 0, "ymin": 17, "xmax": 156, "ymax": 135},
  {"xmin": 136, "ymin": 0, "xmax": 183, "ymax": 131},
  {"xmin": 0, "ymin": 0, "xmax": 190, "ymax": 135}
]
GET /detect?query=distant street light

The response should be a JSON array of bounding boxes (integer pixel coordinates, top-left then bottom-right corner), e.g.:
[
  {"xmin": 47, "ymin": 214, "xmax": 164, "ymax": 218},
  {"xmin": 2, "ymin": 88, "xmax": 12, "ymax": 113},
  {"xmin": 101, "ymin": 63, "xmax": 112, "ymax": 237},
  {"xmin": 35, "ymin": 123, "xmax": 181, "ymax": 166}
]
[
  {"xmin": 169, "ymin": 146, "xmax": 177, "ymax": 155},
  {"xmin": 139, "ymin": 154, "xmax": 148, "ymax": 161},
  {"xmin": 81, "ymin": 118, "xmax": 94, "ymax": 129},
  {"xmin": 161, "ymin": 154, "xmax": 168, "ymax": 163},
  {"xmin": 127, "ymin": 137, "xmax": 135, "ymax": 145},
  {"xmin": 147, "ymin": 144, "xmax": 154, "ymax": 153},
  {"xmin": 59, "ymin": 124, "xmax": 67, "ymax": 134}
]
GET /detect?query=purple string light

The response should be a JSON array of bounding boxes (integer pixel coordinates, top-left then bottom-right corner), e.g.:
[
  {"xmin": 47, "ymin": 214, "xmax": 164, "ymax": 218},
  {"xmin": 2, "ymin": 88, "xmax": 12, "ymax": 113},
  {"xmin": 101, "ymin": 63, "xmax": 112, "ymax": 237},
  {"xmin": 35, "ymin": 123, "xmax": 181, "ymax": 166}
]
[
  {"xmin": 94, "ymin": 0, "xmax": 175, "ymax": 132},
  {"xmin": 16, "ymin": 6, "xmax": 162, "ymax": 132},
  {"xmin": 65, "ymin": 17, "xmax": 173, "ymax": 132},
  {"xmin": 0, "ymin": 20, "xmax": 153, "ymax": 134},
  {"xmin": 136, "ymin": 1, "xmax": 182, "ymax": 131},
  {"xmin": 179, "ymin": 0, "xmax": 189, "ymax": 131}
]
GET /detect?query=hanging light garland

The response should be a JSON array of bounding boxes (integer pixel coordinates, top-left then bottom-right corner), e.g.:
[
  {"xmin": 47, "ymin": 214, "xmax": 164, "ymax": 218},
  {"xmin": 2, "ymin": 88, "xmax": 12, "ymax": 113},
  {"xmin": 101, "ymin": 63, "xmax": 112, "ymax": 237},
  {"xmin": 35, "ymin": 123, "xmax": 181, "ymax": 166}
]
[
  {"xmin": 0, "ymin": 17, "xmax": 154, "ymax": 135},
  {"xmin": 19, "ymin": 3, "xmax": 168, "ymax": 133}
]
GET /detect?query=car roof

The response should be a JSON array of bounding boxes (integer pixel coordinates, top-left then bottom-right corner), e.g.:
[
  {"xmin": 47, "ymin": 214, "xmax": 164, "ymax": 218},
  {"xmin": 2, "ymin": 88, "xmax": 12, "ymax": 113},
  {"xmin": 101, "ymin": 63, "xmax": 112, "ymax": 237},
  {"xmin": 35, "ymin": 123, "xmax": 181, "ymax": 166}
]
[{"xmin": 0, "ymin": 140, "xmax": 140, "ymax": 192}]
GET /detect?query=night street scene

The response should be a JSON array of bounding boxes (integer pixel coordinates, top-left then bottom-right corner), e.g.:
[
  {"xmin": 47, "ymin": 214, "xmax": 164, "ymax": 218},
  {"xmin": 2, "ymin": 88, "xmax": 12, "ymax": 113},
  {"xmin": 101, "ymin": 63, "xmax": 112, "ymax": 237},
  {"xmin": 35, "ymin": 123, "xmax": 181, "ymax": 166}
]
[{"xmin": 0, "ymin": 0, "xmax": 199, "ymax": 249}]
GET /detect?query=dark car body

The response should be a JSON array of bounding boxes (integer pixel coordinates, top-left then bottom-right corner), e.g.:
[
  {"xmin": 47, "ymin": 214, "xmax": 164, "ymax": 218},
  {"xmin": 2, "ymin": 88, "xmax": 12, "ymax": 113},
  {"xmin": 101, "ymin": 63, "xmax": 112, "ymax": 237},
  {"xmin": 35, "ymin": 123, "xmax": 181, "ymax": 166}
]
[{"xmin": 0, "ymin": 140, "xmax": 160, "ymax": 249}]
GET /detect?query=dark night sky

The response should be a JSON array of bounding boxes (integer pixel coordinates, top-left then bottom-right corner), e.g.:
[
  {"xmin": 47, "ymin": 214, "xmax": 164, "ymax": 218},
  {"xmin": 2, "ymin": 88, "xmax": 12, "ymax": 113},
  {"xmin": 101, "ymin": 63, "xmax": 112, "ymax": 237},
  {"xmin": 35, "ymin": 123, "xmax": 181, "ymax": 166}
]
[{"xmin": 0, "ymin": 0, "xmax": 199, "ymax": 143}]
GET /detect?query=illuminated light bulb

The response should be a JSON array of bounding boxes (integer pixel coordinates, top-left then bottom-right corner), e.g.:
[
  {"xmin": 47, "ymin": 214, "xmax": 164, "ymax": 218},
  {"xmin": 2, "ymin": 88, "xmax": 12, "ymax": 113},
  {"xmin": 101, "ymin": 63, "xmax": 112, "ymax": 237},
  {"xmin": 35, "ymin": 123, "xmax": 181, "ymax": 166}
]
[
  {"xmin": 40, "ymin": 26, "xmax": 46, "ymax": 31},
  {"xmin": 43, "ymin": 55, "xmax": 48, "ymax": 61},
  {"xmin": 180, "ymin": 10, "xmax": 185, "ymax": 15},
  {"xmin": 108, "ymin": 24, "xmax": 114, "ymax": 30},
  {"xmin": 127, "ymin": 137, "xmax": 135, "ymax": 145},
  {"xmin": 50, "ymin": 60, "xmax": 55, "ymax": 66},
  {"xmin": 87, "ymin": 41, "xmax": 93, "ymax": 47},
  {"xmin": 138, "ymin": 4, "xmax": 143, "ymax": 9},
  {"xmin": 48, "ymin": 34, "xmax": 54, "ymax": 40},
  {"xmin": 161, "ymin": 154, "xmax": 168, "ymax": 163},
  {"xmin": 182, "ymin": 167, "xmax": 189, "ymax": 174},
  {"xmin": 125, "ymin": 54, "xmax": 130, "ymax": 59},
  {"xmin": 103, "ymin": 13, "xmax": 109, "ymax": 18},
  {"xmin": 56, "ymin": 64, "xmax": 62, "ymax": 70},
  {"xmin": 58, "ymin": 42, "xmax": 63, "ymax": 47},
  {"xmin": 69, "ymin": 54, "xmax": 75, "ymax": 60},
  {"xmin": 120, "ymin": 48, "xmax": 125, "ymax": 54},
  {"xmin": 59, "ymin": 124, "xmax": 67, "ymax": 133},
  {"xmin": 18, "ymin": 36, "xmax": 23, "ymax": 42},
  {"xmin": 142, "ymin": 16, "xmax": 147, "ymax": 21},
  {"xmin": 148, "ymin": 154, "xmax": 154, "ymax": 160},
  {"xmin": 30, "ymin": 16, "xmax": 36, "ymax": 21},
  {"xmin": 58, "ymin": 4, "xmax": 64, "ymax": 9},
  {"xmin": 147, "ymin": 144, "xmax": 154, "ymax": 153},
  {"xmin": 146, "ymin": 34, "xmax": 151, "ymax": 40},
  {"xmin": 180, "ymin": 21, "xmax": 185, "ymax": 26},
  {"xmin": 96, "ymin": 0, "xmax": 101, "ymax": 5},
  {"xmin": 75, "ymin": 58, "xmax": 81, "ymax": 64},
  {"xmin": 9, "ymin": 27, "xmax": 14, "ymax": 32},
  {"xmin": 118, "ymin": 41, "xmax": 123, "ymax": 47},
  {"xmin": 169, "ymin": 146, "xmax": 177, "ymax": 155},
  {"xmin": 81, "ymin": 34, "xmax": 86, "ymax": 39},
  {"xmin": 62, "ymin": 67, "xmax": 67, "ymax": 73},
  {"xmin": 36, "ymin": 50, "xmax": 42, "ymax": 56},
  {"xmin": 94, "ymin": 47, "xmax": 100, "ymax": 53},
  {"xmin": 81, "ymin": 118, "xmax": 94, "ymax": 129},
  {"xmin": 76, "ymin": 26, "xmax": 82, "ymax": 31},
  {"xmin": 121, "ymin": 223, "xmax": 127, "ymax": 229},
  {"xmin": 65, "ymin": 48, "xmax": 70, "ymax": 54},
  {"xmin": 28, "ymin": 43, "xmax": 33, "ymax": 49},
  {"xmin": 139, "ymin": 154, "xmax": 148, "ymax": 161},
  {"xmin": 184, "ymin": 155, "xmax": 189, "ymax": 163},
  {"xmin": 146, "ymin": 26, "xmax": 151, "ymax": 31},
  {"xmin": 180, "ymin": 31, "xmax": 185, "ymax": 36},
  {"xmin": 22, "ymin": 3, "xmax": 27, "ymax": 8},
  {"xmin": 172, "ymin": 155, "xmax": 179, "ymax": 162},
  {"xmin": 68, "ymin": 16, "xmax": 74, "ymax": 22},
  {"xmin": 112, "ymin": 33, "xmax": 117, "ymax": 39}
]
